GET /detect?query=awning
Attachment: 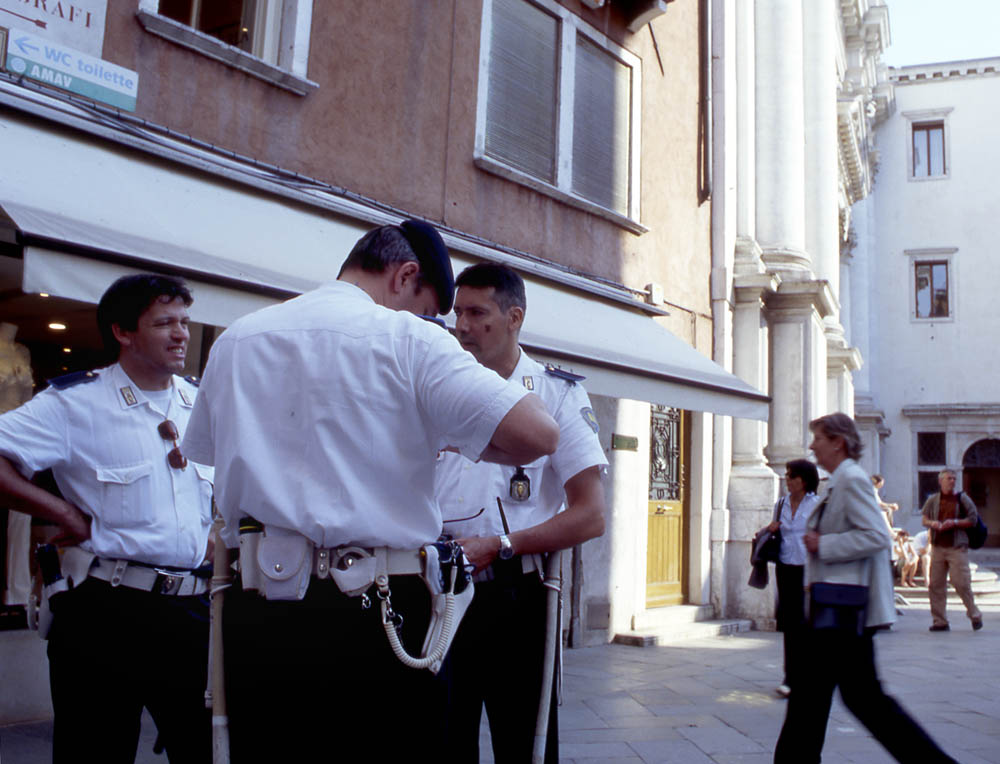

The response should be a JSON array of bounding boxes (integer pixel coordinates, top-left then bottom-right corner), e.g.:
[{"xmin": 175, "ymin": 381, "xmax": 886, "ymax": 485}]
[{"xmin": 0, "ymin": 84, "xmax": 769, "ymax": 420}]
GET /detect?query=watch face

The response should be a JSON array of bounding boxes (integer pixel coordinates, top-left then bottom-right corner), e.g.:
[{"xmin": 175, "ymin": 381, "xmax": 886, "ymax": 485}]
[{"xmin": 499, "ymin": 535, "xmax": 514, "ymax": 560}]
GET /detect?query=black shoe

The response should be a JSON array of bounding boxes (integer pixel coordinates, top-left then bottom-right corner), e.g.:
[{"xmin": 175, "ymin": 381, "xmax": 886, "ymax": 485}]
[
  {"xmin": 929, "ymin": 623, "xmax": 950, "ymax": 632},
  {"xmin": 972, "ymin": 618, "xmax": 984, "ymax": 631}
]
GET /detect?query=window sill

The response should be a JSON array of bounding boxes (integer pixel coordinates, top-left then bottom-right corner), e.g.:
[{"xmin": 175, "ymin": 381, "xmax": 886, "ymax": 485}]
[
  {"xmin": 910, "ymin": 315, "xmax": 954, "ymax": 324},
  {"xmin": 907, "ymin": 173, "xmax": 949, "ymax": 183},
  {"xmin": 136, "ymin": 11, "xmax": 318, "ymax": 97},
  {"xmin": 474, "ymin": 153, "xmax": 647, "ymax": 235}
]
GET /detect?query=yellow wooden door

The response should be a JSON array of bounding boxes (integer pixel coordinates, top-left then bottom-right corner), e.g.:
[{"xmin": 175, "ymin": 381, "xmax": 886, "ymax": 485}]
[{"xmin": 646, "ymin": 406, "xmax": 686, "ymax": 608}]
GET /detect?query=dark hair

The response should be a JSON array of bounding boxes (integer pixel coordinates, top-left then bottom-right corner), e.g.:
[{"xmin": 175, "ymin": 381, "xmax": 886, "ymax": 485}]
[
  {"xmin": 338, "ymin": 226, "xmax": 417, "ymax": 275},
  {"xmin": 809, "ymin": 412, "xmax": 863, "ymax": 460},
  {"xmin": 338, "ymin": 222, "xmax": 455, "ymax": 313},
  {"xmin": 96, "ymin": 274, "xmax": 192, "ymax": 356},
  {"xmin": 455, "ymin": 262, "xmax": 526, "ymax": 314},
  {"xmin": 786, "ymin": 459, "xmax": 820, "ymax": 493}
]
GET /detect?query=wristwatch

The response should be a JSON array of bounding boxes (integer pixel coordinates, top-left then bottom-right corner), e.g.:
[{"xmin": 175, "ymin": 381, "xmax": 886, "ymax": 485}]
[{"xmin": 497, "ymin": 534, "xmax": 515, "ymax": 560}]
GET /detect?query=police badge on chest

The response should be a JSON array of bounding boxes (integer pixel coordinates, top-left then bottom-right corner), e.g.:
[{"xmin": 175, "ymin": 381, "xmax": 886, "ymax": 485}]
[{"xmin": 509, "ymin": 466, "xmax": 530, "ymax": 501}]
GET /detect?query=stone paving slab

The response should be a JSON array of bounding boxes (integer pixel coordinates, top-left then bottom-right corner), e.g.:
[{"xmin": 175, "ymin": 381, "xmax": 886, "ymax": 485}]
[{"xmin": 2, "ymin": 601, "xmax": 997, "ymax": 762}]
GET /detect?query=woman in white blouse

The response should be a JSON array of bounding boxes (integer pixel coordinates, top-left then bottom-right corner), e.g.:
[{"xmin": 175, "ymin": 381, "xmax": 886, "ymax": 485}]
[{"xmin": 766, "ymin": 459, "xmax": 820, "ymax": 698}]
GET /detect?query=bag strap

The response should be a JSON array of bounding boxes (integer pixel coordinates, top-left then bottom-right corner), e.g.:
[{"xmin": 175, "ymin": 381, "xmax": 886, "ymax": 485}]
[{"xmin": 772, "ymin": 495, "xmax": 786, "ymax": 524}]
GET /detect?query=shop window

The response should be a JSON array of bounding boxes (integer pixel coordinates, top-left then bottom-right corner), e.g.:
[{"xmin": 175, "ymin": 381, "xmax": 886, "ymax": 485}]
[
  {"xmin": 917, "ymin": 432, "xmax": 946, "ymax": 465},
  {"xmin": 912, "ymin": 121, "xmax": 945, "ymax": 178},
  {"xmin": 475, "ymin": 0, "xmax": 643, "ymax": 230},
  {"xmin": 136, "ymin": 0, "xmax": 317, "ymax": 95},
  {"xmin": 914, "ymin": 260, "xmax": 949, "ymax": 319}
]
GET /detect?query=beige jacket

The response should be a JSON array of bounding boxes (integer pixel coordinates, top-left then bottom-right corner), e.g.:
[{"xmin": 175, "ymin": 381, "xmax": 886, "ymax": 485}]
[{"xmin": 808, "ymin": 458, "xmax": 896, "ymax": 629}]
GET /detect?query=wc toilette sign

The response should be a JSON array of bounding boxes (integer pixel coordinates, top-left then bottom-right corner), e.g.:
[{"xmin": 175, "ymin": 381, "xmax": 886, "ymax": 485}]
[{"xmin": 5, "ymin": 27, "xmax": 137, "ymax": 110}]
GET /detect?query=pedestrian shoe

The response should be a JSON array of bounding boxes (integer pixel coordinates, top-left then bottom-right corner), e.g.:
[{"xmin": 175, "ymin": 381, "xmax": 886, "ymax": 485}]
[
  {"xmin": 972, "ymin": 618, "xmax": 984, "ymax": 631},
  {"xmin": 928, "ymin": 623, "xmax": 950, "ymax": 632},
  {"xmin": 775, "ymin": 684, "xmax": 791, "ymax": 698}
]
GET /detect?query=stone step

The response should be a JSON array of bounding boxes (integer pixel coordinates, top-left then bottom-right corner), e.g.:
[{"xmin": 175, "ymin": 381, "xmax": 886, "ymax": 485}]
[
  {"xmin": 613, "ymin": 618, "xmax": 753, "ymax": 647},
  {"xmin": 630, "ymin": 603, "xmax": 714, "ymax": 631},
  {"xmin": 894, "ymin": 577, "xmax": 1000, "ymax": 600}
]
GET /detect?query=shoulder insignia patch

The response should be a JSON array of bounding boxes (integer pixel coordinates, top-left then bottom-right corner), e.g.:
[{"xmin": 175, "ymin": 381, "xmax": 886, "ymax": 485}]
[
  {"xmin": 522, "ymin": 375, "xmax": 534, "ymax": 391},
  {"xmin": 47, "ymin": 370, "xmax": 99, "ymax": 390},
  {"xmin": 581, "ymin": 407, "xmax": 599, "ymax": 433},
  {"xmin": 544, "ymin": 364, "xmax": 585, "ymax": 384},
  {"xmin": 184, "ymin": 375, "xmax": 201, "ymax": 388}
]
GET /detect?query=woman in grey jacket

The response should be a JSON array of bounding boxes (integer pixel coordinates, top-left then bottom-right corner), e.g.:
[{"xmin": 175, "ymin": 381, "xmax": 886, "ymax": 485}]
[{"xmin": 773, "ymin": 413, "xmax": 955, "ymax": 764}]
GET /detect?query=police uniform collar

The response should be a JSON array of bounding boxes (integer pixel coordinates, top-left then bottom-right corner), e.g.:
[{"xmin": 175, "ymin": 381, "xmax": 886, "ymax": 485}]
[
  {"xmin": 110, "ymin": 364, "xmax": 190, "ymax": 410},
  {"xmin": 327, "ymin": 279, "xmax": 375, "ymax": 303}
]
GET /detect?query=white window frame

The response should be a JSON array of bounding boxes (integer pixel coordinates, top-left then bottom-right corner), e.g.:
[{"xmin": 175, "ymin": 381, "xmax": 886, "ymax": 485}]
[
  {"xmin": 474, "ymin": 0, "xmax": 645, "ymax": 233},
  {"xmin": 136, "ymin": 0, "xmax": 317, "ymax": 96},
  {"xmin": 906, "ymin": 247, "xmax": 957, "ymax": 323},
  {"xmin": 903, "ymin": 107, "xmax": 952, "ymax": 182}
]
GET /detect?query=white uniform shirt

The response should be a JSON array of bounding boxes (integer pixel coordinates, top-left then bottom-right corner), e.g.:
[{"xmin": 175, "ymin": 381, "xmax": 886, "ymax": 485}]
[
  {"xmin": 435, "ymin": 349, "xmax": 607, "ymax": 538},
  {"xmin": 0, "ymin": 363, "xmax": 213, "ymax": 568},
  {"xmin": 182, "ymin": 280, "xmax": 529, "ymax": 550},
  {"xmin": 777, "ymin": 493, "xmax": 820, "ymax": 566}
]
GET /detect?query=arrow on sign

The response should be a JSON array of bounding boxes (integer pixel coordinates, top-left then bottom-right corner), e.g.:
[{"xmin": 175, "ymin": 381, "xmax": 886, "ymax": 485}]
[
  {"xmin": 13, "ymin": 36, "xmax": 40, "ymax": 56},
  {"xmin": 0, "ymin": 8, "xmax": 47, "ymax": 29}
]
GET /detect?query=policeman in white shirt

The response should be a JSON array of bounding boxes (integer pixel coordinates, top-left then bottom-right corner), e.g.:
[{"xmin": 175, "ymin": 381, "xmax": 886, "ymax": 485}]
[
  {"xmin": 435, "ymin": 262, "xmax": 607, "ymax": 763},
  {"xmin": 181, "ymin": 221, "xmax": 560, "ymax": 762},
  {"xmin": 0, "ymin": 274, "xmax": 213, "ymax": 763}
]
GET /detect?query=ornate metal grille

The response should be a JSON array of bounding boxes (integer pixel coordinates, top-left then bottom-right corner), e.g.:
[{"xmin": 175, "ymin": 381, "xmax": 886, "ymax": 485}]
[
  {"xmin": 649, "ymin": 405, "xmax": 681, "ymax": 501},
  {"xmin": 963, "ymin": 438, "xmax": 1000, "ymax": 468}
]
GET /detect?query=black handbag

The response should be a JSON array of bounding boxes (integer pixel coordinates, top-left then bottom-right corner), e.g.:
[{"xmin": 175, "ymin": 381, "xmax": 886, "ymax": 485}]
[
  {"xmin": 747, "ymin": 497, "xmax": 784, "ymax": 589},
  {"xmin": 809, "ymin": 581, "xmax": 868, "ymax": 636},
  {"xmin": 807, "ymin": 492, "xmax": 869, "ymax": 637}
]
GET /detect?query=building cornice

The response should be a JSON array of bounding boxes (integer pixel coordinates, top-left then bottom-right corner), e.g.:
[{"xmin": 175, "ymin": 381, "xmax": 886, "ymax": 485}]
[{"xmin": 891, "ymin": 57, "xmax": 1000, "ymax": 85}]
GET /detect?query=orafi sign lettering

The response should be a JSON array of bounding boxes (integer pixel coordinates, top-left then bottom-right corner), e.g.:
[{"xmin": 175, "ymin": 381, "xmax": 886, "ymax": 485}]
[
  {"xmin": 5, "ymin": 27, "xmax": 137, "ymax": 110},
  {"xmin": 0, "ymin": 1, "xmax": 108, "ymax": 58}
]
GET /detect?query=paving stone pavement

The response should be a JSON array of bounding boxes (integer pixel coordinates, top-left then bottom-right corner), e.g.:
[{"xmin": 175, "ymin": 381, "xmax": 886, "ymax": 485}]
[{"xmin": 1, "ymin": 600, "xmax": 997, "ymax": 763}]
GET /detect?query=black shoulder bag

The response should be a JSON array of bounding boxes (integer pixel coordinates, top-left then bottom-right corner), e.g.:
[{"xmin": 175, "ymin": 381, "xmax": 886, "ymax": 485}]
[{"xmin": 807, "ymin": 491, "xmax": 869, "ymax": 637}]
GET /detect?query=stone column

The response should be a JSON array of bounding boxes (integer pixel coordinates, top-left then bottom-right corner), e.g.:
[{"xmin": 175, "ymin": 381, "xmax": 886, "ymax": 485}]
[
  {"xmin": 729, "ymin": 273, "xmax": 780, "ymax": 510},
  {"xmin": 765, "ymin": 282, "xmax": 836, "ymax": 469},
  {"xmin": 754, "ymin": 0, "xmax": 808, "ymax": 276}
]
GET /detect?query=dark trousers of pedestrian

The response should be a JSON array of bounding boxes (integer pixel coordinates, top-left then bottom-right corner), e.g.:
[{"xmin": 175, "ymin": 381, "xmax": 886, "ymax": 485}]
[
  {"xmin": 47, "ymin": 578, "xmax": 211, "ymax": 764},
  {"xmin": 774, "ymin": 562, "xmax": 805, "ymax": 689},
  {"xmin": 773, "ymin": 627, "xmax": 956, "ymax": 763},
  {"xmin": 444, "ymin": 557, "xmax": 558, "ymax": 763},
  {"xmin": 223, "ymin": 575, "xmax": 446, "ymax": 763}
]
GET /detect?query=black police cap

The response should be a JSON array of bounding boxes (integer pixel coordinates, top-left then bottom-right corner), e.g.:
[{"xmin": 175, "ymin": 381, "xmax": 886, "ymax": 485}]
[{"xmin": 398, "ymin": 220, "xmax": 455, "ymax": 314}]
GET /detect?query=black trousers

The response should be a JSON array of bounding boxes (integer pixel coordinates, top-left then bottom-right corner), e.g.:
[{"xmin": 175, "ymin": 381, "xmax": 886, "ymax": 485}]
[
  {"xmin": 774, "ymin": 563, "xmax": 805, "ymax": 688},
  {"xmin": 47, "ymin": 578, "xmax": 211, "ymax": 764},
  {"xmin": 445, "ymin": 559, "xmax": 559, "ymax": 763},
  {"xmin": 223, "ymin": 576, "xmax": 446, "ymax": 762},
  {"xmin": 774, "ymin": 627, "xmax": 956, "ymax": 763}
]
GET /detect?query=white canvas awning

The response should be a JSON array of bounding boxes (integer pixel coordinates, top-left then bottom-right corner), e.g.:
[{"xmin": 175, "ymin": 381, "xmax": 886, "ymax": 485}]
[{"xmin": 0, "ymin": 81, "xmax": 768, "ymax": 420}]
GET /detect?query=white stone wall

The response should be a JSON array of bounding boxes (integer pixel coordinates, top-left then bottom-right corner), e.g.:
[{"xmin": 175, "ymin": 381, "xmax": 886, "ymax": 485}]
[{"xmin": 853, "ymin": 62, "xmax": 1000, "ymax": 530}]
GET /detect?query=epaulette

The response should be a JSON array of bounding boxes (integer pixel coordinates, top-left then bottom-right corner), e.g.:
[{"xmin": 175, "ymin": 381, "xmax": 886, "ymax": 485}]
[
  {"xmin": 47, "ymin": 370, "xmax": 99, "ymax": 390},
  {"xmin": 184, "ymin": 375, "xmax": 201, "ymax": 387},
  {"xmin": 544, "ymin": 364, "xmax": 585, "ymax": 384}
]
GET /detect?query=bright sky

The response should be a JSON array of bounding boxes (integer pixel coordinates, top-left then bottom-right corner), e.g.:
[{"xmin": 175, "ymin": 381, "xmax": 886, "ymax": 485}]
[{"xmin": 883, "ymin": 0, "xmax": 1000, "ymax": 66}]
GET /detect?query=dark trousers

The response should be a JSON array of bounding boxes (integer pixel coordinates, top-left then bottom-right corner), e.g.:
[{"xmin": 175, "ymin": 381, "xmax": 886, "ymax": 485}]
[
  {"xmin": 47, "ymin": 578, "xmax": 211, "ymax": 764},
  {"xmin": 774, "ymin": 627, "xmax": 956, "ymax": 763},
  {"xmin": 223, "ymin": 576, "xmax": 446, "ymax": 762},
  {"xmin": 445, "ymin": 559, "xmax": 558, "ymax": 763},
  {"xmin": 774, "ymin": 563, "xmax": 805, "ymax": 688}
]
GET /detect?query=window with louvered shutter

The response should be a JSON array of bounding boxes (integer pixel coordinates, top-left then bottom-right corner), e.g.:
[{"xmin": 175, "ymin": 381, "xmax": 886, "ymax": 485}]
[
  {"xmin": 484, "ymin": 0, "xmax": 559, "ymax": 183},
  {"xmin": 572, "ymin": 34, "xmax": 632, "ymax": 214},
  {"xmin": 475, "ymin": 0, "xmax": 642, "ymax": 230}
]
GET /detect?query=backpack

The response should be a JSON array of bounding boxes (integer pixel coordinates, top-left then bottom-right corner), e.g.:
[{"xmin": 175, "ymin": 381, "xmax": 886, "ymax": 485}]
[{"xmin": 958, "ymin": 492, "xmax": 988, "ymax": 550}]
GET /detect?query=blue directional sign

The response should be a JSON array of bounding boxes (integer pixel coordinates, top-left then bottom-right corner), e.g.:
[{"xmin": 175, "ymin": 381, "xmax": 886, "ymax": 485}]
[{"xmin": 5, "ymin": 28, "xmax": 138, "ymax": 111}]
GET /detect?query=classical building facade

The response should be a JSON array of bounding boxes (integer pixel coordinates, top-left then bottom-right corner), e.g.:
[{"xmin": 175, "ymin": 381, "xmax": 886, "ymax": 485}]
[
  {"xmin": 850, "ymin": 56, "xmax": 1000, "ymax": 545},
  {"xmin": 709, "ymin": 0, "xmax": 892, "ymax": 623}
]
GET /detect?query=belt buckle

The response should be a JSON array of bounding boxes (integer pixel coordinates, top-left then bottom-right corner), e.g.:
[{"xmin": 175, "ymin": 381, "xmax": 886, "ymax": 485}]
[{"xmin": 153, "ymin": 569, "xmax": 183, "ymax": 595}]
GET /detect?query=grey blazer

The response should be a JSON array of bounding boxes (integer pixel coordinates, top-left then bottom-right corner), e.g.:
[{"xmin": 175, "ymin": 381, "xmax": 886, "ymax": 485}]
[{"xmin": 807, "ymin": 458, "xmax": 895, "ymax": 629}]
